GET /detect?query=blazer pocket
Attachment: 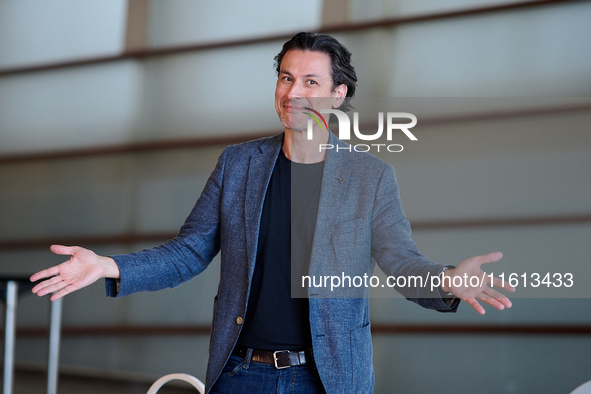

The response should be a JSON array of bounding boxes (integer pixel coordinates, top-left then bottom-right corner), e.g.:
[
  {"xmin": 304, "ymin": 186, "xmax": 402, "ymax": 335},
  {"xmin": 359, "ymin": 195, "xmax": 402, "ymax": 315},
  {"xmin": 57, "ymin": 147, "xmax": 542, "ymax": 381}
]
[
  {"xmin": 350, "ymin": 322, "xmax": 373, "ymax": 392},
  {"xmin": 209, "ymin": 295, "xmax": 219, "ymax": 355}
]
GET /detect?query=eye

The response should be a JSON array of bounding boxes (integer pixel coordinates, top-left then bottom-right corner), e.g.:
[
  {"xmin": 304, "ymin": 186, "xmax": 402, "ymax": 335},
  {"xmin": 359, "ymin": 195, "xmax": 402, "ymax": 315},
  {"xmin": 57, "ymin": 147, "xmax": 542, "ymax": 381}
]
[
  {"xmin": 281, "ymin": 75, "xmax": 292, "ymax": 82},
  {"xmin": 307, "ymin": 80, "xmax": 317, "ymax": 85}
]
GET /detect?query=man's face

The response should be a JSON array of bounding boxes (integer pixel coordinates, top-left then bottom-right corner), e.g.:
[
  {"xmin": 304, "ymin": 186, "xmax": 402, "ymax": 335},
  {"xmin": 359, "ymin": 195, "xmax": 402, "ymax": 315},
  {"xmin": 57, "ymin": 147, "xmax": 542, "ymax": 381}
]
[{"xmin": 275, "ymin": 49, "xmax": 346, "ymax": 133}]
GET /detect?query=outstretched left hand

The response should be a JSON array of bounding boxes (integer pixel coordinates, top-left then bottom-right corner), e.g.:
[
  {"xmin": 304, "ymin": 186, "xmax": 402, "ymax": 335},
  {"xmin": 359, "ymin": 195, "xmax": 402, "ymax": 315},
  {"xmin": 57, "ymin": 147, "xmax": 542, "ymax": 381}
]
[{"xmin": 441, "ymin": 252, "xmax": 516, "ymax": 314}]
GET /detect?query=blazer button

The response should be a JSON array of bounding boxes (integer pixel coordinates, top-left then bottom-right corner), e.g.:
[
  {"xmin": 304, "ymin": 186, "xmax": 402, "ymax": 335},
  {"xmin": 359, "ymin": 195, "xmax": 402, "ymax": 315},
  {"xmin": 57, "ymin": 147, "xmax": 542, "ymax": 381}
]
[{"xmin": 236, "ymin": 316, "xmax": 243, "ymax": 325}]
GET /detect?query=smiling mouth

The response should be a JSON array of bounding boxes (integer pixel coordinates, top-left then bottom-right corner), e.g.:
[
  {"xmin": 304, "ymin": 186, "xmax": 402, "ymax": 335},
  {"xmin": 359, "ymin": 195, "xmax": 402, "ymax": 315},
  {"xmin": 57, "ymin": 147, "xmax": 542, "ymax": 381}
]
[
  {"xmin": 283, "ymin": 106, "xmax": 306, "ymax": 115},
  {"xmin": 284, "ymin": 99, "xmax": 309, "ymax": 111}
]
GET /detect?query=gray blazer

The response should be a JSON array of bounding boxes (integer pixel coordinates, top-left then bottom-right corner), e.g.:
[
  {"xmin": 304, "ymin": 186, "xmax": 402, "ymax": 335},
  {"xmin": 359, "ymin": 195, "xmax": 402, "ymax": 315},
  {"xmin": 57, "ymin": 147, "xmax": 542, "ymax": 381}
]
[{"xmin": 108, "ymin": 132, "xmax": 457, "ymax": 393}]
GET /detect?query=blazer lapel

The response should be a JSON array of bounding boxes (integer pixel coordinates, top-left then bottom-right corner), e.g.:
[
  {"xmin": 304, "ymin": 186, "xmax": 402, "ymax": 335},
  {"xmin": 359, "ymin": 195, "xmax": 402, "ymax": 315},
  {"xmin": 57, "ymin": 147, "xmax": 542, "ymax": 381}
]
[
  {"xmin": 309, "ymin": 132, "xmax": 352, "ymax": 276},
  {"xmin": 244, "ymin": 133, "xmax": 284, "ymax": 275}
]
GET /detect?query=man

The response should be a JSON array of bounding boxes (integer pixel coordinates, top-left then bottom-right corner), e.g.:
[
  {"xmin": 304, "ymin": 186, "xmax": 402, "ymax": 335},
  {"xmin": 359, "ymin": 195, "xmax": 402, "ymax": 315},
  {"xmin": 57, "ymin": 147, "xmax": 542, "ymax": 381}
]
[{"xmin": 31, "ymin": 33, "xmax": 514, "ymax": 393}]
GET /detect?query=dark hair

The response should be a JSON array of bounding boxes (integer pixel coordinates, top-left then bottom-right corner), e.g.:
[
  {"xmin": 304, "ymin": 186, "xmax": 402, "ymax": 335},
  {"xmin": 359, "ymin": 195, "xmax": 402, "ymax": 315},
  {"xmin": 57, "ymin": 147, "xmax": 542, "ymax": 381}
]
[{"xmin": 274, "ymin": 32, "xmax": 357, "ymax": 113}]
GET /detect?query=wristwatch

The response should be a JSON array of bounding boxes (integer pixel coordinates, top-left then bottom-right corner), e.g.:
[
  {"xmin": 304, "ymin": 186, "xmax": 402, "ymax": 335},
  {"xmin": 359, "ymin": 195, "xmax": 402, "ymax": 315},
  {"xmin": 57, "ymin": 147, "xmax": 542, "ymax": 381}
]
[
  {"xmin": 440, "ymin": 266, "xmax": 455, "ymax": 296},
  {"xmin": 439, "ymin": 265, "xmax": 458, "ymax": 305}
]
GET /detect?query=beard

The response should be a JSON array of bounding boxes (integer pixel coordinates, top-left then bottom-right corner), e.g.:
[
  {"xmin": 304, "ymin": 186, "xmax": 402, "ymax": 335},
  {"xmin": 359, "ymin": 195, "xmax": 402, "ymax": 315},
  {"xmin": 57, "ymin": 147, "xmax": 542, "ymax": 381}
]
[
  {"xmin": 278, "ymin": 99, "xmax": 312, "ymax": 132},
  {"xmin": 279, "ymin": 112, "xmax": 309, "ymax": 132}
]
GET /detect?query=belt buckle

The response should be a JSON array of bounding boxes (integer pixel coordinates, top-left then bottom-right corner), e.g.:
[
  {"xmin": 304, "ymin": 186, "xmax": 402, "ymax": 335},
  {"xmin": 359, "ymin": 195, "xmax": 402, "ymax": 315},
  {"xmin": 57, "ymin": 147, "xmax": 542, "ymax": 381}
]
[{"xmin": 273, "ymin": 350, "xmax": 290, "ymax": 369}]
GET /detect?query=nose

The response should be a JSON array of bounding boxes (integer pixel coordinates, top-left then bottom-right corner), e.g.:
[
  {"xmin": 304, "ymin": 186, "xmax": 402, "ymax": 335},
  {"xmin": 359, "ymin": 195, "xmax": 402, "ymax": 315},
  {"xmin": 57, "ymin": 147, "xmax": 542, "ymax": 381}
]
[{"xmin": 286, "ymin": 80, "xmax": 305, "ymax": 100}]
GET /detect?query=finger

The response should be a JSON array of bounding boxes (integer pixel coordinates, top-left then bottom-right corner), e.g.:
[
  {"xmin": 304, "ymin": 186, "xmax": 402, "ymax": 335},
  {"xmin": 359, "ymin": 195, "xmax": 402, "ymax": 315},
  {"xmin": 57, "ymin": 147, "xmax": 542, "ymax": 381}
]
[
  {"xmin": 462, "ymin": 297, "xmax": 486, "ymax": 315},
  {"xmin": 50, "ymin": 244, "xmax": 76, "ymax": 256},
  {"xmin": 34, "ymin": 279, "xmax": 69, "ymax": 297},
  {"xmin": 479, "ymin": 296, "xmax": 505, "ymax": 310},
  {"xmin": 482, "ymin": 288, "xmax": 512, "ymax": 309},
  {"xmin": 483, "ymin": 286, "xmax": 511, "ymax": 302},
  {"xmin": 32, "ymin": 275, "xmax": 61, "ymax": 294},
  {"xmin": 30, "ymin": 266, "xmax": 60, "ymax": 282},
  {"xmin": 34, "ymin": 284, "xmax": 55, "ymax": 297},
  {"xmin": 50, "ymin": 284, "xmax": 78, "ymax": 301},
  {"xmin": 479, "ymin": 297, "xmax": 510, "ymax": 311},
  {"xmin": 478, "ymin": 251, "xmax": 503, "ymax": 265}
]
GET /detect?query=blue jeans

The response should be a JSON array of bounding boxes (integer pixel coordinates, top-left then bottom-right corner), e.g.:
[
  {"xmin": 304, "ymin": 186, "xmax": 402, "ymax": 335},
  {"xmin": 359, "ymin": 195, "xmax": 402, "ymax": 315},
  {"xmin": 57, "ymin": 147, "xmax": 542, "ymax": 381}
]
[{"xmin": 210, "ymin": 351, "xmax": 326, "ymax": 394}]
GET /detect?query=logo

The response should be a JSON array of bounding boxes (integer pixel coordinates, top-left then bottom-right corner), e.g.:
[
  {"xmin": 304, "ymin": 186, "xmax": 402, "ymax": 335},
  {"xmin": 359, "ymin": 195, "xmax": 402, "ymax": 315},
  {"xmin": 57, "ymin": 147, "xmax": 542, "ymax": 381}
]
[
  {"xmin": 302, "ymin": 107, "xmax": 329, "ymax": 139},
  {"xmin": 304, "ymin": 108, "xmax": 418, "ymax": 153}
]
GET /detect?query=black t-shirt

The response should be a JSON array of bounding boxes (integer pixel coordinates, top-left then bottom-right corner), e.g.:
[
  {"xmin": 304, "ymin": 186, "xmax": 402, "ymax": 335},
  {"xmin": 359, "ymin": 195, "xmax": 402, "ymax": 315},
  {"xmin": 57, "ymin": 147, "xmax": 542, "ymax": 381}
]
[{"xmin": 236, "ymin": 150, "xmax": 324, "ymax": 350}]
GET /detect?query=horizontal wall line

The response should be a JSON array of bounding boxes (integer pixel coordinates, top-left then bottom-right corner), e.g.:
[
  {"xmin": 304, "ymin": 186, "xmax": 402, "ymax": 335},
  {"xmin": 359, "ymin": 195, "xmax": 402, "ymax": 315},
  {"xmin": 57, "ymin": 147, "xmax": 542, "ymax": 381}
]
[
  {"xmin": 13, "ymin": 323, "xmax": 591, "ymax": 337},
  {"xmin": 1, "ymin": 215, "xmax": 590, "ymax": 251},
  {"xmin": 1, "ymin": 102, "xmax": 589, "ymax": 164},
  {"xmin": 0, "ymin": 232, "xmax": 174, "ymax": 251},
  {"xmin": 408, "ymin": 215, "xmax": 591, "ymax": 231},
  {"xmin": 372, "ymin": 324, "xmax": 591, "ymax": 335},
  {"xmin": 0, "ymin": 0, "xmax": 584, "ymax": 77},
  {"xmin": 0, "ymin": 132, "xmax": 273, "ymax": 164}
]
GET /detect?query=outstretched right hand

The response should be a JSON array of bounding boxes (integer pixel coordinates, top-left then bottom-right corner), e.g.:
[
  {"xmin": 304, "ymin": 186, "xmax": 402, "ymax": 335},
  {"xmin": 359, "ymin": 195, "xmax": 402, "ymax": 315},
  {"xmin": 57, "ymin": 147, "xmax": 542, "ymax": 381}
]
[{"xmin": 30, "ymin": 245, "xmax": 120, "ymax": 301}]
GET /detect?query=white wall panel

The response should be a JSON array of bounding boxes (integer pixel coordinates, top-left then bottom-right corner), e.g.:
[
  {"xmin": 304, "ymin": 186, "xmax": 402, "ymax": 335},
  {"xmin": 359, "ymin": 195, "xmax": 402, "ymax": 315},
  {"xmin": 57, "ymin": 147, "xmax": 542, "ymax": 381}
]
[
  {"xmin": 148, "ymin": 0, "xmax": 323, "ymax": 47},
  {"xmin": 386, "ymin": 2, "xmax": 591, "ymax": 96},
  {"xmin": 0, "ymin": 0, "xmax": 127, "ymax": 68},
  {"xmin": 0, "ymin": 147, "xmax": 224, "ymax": 240},
  {"xmin": 136, "ymin": 42, "xmax": 283, "ymax": 140},
  {"xmin": 350, "ymin": 0, "xmax": 522, "ymax": 21},
  {"xmin": 0, "ymin": 61, "xmax": 143, "ymax": 154}
]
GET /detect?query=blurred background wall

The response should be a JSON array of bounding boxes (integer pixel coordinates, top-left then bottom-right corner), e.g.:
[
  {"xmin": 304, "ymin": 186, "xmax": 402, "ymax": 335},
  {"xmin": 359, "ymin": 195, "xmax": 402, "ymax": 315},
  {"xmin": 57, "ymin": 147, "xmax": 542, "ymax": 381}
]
[{"xmin": 0, "ymin": 0, "xmax": 590, "ymax": 393}]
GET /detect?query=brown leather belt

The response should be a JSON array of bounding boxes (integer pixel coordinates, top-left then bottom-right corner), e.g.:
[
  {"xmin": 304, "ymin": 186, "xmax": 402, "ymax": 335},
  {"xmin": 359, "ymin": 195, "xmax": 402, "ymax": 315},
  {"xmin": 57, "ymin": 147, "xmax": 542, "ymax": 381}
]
[{"xmin": 232, "ymin": 345, "xmax": 313, "ymax": 369}]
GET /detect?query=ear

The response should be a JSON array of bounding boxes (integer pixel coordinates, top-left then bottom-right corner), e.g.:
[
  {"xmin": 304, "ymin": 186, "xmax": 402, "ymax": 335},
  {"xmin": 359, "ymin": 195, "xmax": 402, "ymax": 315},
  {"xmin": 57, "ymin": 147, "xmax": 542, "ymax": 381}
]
[{"xmin": 332, "ymin": 83, "xmax": 347, "ymax": 108}]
